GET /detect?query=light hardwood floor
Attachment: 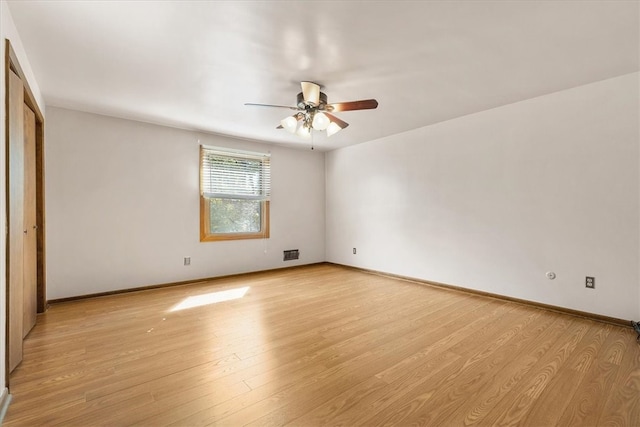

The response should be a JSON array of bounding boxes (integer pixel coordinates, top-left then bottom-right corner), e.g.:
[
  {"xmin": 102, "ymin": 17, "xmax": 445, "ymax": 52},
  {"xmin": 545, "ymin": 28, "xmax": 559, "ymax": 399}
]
[{"xmin": 4, "ymin": 263, "xmax": 639, "ymax": 426}]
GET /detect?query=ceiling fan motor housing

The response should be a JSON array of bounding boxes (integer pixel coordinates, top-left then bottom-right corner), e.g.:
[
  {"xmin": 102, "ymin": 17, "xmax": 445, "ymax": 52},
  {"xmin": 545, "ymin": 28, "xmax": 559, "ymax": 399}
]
[{"xmin": 297, "ymin": 91, "xmax": 328, "ymax": 109}]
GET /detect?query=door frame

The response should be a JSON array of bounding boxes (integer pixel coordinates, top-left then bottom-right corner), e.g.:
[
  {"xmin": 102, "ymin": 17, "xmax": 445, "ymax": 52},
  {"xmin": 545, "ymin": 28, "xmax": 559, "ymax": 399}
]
[{"xmin": 4, "ymin": 39, "xmax": 46, "ymax": 386}]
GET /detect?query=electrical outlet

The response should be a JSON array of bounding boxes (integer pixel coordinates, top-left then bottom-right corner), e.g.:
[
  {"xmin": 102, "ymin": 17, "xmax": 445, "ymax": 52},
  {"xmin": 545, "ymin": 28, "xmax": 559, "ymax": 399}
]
[
  {"xmin": 353, "ymin": 248, "xmax": 357, "ymax": 255},
  {"xmin": 585, "ymin": 276, "xmax": 595, "ymax": 289},
  {"xmin": 184, "ymin": 257, "xmax": 191, "ymax": 266}
]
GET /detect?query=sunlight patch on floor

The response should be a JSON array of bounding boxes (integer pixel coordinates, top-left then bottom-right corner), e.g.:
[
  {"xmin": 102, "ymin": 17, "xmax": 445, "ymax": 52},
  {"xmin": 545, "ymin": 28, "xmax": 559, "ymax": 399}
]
[{"xmin": 169, "ymin": 286, "xmax": 250, "ymax": 312}]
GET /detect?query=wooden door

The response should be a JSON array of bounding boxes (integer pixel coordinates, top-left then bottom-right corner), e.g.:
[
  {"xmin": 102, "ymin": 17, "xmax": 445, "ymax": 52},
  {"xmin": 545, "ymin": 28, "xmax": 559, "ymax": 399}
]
[
  {"xmin": 8, "ymin": 70, "xmax": 25, "ymax": 372},
  {"xmin": 23, "ymin": 105, "xmax": 37, "ymax": 337}
]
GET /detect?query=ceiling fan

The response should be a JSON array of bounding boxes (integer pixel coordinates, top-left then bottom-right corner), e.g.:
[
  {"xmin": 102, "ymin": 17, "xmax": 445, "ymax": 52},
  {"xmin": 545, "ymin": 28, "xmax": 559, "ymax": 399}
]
[{"xmin": 245, "ymin": 81, "xmax": 378, "ymax": 138}]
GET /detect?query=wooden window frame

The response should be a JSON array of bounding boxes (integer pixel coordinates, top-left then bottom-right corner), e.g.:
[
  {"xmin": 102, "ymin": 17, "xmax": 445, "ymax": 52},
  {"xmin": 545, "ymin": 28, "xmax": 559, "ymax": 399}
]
[
  {"xmin": 200, "ymin": 198, "xmax": 270, "ymax": 242},
  {"xmin": 199, "ymin": 146, "xmax": 270, "ymax": 242}
]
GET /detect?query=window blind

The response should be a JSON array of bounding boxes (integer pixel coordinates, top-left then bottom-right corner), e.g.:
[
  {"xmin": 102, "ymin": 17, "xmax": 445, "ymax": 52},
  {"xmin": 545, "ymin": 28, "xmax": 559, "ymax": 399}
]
[{"xmin": 200, "ymin": 146, "xmax": 271, "ymax": 201}]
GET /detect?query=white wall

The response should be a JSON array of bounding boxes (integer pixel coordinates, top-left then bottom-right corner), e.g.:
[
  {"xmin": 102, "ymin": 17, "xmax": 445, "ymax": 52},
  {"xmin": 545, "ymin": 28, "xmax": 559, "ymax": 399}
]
[
  {"xmin": 327, "ymin": 73, "xmax": 640, "ymax": 321},
  {"xmin": 45, "ymin": 107, "xmax": 325, "ymax": 299},
  {"xmin": 1, "ymin": 0, "xmax": 45, "ymax": 394}
]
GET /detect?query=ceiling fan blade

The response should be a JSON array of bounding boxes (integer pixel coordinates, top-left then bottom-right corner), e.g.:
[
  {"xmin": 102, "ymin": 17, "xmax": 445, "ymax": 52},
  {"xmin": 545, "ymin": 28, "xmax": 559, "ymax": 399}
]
[
  {"xmin": 301, "ymin": 81, "xmax": 320, "ymax": 106},
  {"xmin": 325, "ymin": 113, "xmax": 349, "ymax": 129},
  {"xmin": 245, "ymin": 103, "xmax": 299, "ymax": 110},
  {"xmin": 326, "ymin": 99, "xmax": 378, "ymax": 112},
  {"xmin": 276, "ymin": 125, "xmax": 284, "ymax": 129}
]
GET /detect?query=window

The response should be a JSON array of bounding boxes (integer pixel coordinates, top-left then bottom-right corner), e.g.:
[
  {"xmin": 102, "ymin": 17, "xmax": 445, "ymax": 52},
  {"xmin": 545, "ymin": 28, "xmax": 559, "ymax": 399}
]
[{"xmin": 200, "ymin": 145, "xmax": 271, "ymax": 241}]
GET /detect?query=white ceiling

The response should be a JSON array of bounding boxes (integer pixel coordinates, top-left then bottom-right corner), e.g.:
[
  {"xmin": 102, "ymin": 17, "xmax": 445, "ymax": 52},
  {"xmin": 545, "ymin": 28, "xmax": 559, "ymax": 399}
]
[{"xmin": 7, "ymin": 1, "xmax": 639, "ymax": 151}]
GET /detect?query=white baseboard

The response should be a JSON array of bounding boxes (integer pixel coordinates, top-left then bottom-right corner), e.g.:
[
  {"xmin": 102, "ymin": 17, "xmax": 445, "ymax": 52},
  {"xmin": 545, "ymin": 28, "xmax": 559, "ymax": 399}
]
[{"xmin": 0, "ymin": 387, "xmax": 12, "ymax": 424}]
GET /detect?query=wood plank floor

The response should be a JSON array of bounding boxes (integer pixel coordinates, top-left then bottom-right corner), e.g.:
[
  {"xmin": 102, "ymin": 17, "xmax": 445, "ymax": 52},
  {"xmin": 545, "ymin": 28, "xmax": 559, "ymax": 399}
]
[{"xmin": 4, "ymin": 263, "xmax": 640, "ymax": 426}]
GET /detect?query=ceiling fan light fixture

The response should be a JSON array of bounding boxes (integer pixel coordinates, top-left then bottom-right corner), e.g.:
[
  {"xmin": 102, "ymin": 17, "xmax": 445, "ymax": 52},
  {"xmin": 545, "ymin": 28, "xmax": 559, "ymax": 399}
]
[
  {"xmin": 312, "ymin": 112, "xmax": 330, "ymax": 130},
  {"xmin": 296, "ymin": 124, "xmax": 311, "ymax": 138},
  {"xmin": 281, "ymin": 115, "xmax": 298, "ymax": 133},
  {"xmin": 326, "ymin": 121, "xmax": 343, "ymax": 137}
]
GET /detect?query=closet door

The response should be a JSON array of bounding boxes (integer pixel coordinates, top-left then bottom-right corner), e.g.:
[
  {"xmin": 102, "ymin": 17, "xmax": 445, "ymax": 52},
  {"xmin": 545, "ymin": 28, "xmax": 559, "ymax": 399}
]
[
  {"xmin": 23, "ymin": 105, "xmax": 37, "ymax": 337},
  {"xmin": 8, "ymin": 69, "xmax": 25, "ymax": 372}
]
